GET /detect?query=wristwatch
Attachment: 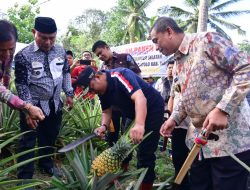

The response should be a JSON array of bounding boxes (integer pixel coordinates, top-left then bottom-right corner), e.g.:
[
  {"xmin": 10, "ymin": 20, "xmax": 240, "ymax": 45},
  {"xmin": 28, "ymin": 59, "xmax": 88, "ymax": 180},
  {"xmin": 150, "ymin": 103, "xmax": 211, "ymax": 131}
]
[{"xmin": 22, "ymin": 103, "xmax": 32, "ymax": 115}]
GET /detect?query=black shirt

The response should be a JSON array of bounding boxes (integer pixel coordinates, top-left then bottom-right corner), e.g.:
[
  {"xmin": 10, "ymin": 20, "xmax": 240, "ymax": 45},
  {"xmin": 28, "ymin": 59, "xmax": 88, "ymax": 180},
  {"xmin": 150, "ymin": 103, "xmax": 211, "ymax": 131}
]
[{"xmin": 99, "ymin": 68, "xmax": 163, "ymax": 119}]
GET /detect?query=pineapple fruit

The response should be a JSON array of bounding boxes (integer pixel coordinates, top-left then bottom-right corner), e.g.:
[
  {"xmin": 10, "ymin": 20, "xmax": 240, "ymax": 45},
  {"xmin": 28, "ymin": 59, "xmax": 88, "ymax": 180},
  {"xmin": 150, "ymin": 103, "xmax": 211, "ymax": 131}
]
[{"xmin": 91, "ymin": 136, "xmax": 132, "ymax": 176}]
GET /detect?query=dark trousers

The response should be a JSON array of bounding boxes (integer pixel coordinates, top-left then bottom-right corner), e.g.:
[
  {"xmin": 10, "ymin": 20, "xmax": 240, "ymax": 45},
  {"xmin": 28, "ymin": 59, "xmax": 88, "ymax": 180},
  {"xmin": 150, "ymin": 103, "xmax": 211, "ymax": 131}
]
[
  {"xmin": 190, "ymin": 149, "xmax": 250, "ymax": 190},
  {"xmin": 172, "ymin": 128, "xmax": 190, "ymax": 190},
  {"xmin": 137, "ymin": 106, "xmax": 164, "ymax": 183},
  {"xmin": 17, "ymin": 102, "xmax": 62, "ymax": 179},
  {"xmin": 106, "ymin": 110, "xmax": 123, "ymax": 147}
]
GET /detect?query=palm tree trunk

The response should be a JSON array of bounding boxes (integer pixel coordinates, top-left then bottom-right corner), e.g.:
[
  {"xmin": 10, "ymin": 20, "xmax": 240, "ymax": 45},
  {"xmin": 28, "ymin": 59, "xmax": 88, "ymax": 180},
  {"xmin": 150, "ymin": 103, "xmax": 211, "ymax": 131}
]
[{"xmin": 197, "ymin": 0, "xmax": 209, "ymax": 32}]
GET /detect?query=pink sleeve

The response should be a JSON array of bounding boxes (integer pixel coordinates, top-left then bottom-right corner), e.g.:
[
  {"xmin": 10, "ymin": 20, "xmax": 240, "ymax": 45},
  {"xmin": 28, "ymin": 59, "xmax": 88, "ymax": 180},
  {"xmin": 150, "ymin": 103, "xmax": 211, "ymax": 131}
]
[{"xmin": 0, "ymin": 85, "xmax": 25, "ymax": 110}]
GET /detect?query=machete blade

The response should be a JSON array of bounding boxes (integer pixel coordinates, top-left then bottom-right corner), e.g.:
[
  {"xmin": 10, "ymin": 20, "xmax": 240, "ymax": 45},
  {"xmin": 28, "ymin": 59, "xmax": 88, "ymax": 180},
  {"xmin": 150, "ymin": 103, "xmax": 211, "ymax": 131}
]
[{"xmin": 58, "ymin": 132, "xmax": 97, "ymax": 153}]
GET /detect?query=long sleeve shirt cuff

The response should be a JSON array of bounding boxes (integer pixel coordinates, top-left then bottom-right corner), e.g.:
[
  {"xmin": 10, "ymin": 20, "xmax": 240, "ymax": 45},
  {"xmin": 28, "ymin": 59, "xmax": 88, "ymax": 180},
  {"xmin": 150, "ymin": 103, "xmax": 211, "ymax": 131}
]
[
  {"xmin": 170, "ymin": 112, "xmax": 183, "ymax": 126},
  {"xmin": 216, "ymin": 101, "xmax": 233, "ymax": 117}
]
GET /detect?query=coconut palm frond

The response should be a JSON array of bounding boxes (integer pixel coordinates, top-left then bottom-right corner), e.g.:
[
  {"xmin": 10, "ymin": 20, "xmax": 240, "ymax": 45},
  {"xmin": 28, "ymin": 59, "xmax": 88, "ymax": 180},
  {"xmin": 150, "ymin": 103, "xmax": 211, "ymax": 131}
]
[
  {"xmin": 157, "ymin": 0, "xmax": 250, "ymax": 37},
  {"xmin": 157, "ymin": 5, "xmax": 171, "ymax": 15},
  {"xmin": 168, "ymin": 6, "xmax": 194, "ymax": 18},
  {"xmin": 210, "ymin": 15, "xmax": 246, "ymax": 35},
  {"xmin": 137, "ymin": 0, "xmax": 154, "ymax": 13},
  {"xmin": 212, "ymin": 10, "xmax": 250, "ymax": 18},
  {"xmin": 208, "ymin": 19, "xmax": 232, "ymax": 40},
  {"xmin": 184, "ymin": 0, "xmax": 199, "ymax": 8},
  {"xmin": 210, "ymin": 0, "xmax": 243, "ymax": 11}
]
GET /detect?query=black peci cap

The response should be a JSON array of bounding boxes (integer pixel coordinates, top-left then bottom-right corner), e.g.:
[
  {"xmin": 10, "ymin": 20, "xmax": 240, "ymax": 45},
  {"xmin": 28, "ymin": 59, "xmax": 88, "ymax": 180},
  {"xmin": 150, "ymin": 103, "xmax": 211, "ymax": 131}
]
[
  {"xmin": 34, "ymin": 17, "xmax": 57, "ymax": 34},
  {"xmin": 76, "ymin": 66, "xmax": 96, "ymax": 89}
]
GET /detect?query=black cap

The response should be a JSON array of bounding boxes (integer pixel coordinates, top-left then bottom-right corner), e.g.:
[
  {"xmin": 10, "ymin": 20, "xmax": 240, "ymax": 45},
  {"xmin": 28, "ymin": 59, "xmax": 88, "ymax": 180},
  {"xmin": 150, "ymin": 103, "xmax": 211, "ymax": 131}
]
[
  {"xmin": 34, "ymin": 17, "xmax": 57, "ymax": 34},
  {"xmin": 76, "ymin": 66, "xmax": 95, "ymax": 89}
]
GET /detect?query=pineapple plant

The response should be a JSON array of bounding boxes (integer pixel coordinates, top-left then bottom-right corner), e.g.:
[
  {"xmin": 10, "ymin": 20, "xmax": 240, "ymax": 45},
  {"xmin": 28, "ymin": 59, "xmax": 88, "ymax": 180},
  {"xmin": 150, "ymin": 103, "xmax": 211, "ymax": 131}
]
[{"xmin": 91, "ymin": 136, "xmax": 132, "ymax": 176}]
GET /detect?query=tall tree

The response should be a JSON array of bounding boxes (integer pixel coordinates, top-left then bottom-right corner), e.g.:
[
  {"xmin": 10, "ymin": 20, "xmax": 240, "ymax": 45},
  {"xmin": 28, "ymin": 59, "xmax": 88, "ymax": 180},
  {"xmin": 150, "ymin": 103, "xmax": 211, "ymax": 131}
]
[
  {"xmin": 60, "ymin": 9, "xmax": 107, "ymax": 58},
  {"xmin": 158, "ymin": 0, "xmax": 250, "ymax": 39},
  {"xmin": 123, "ymin": 0, "xmax": 153, "ymax": 43},
  {"xmin": 7, "ymin": 0, "xmax": 40, "ymax": 43},
  {"xmin": 106, "ymin": 0, "xmax": 153, "ymax": 44},
  {"xmin": 197, "ymin": 0, "xmax": 209, "ymax": 32}
]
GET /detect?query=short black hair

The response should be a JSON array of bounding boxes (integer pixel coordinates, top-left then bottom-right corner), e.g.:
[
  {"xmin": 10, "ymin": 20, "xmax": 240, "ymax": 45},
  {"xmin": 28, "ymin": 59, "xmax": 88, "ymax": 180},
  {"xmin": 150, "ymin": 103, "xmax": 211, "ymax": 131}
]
[
  {"xmin": 167, "ymin": 55, "xmax": 175, "ymax": 66},
  {"xmin": 82, "ymin": 50, "xmax": 93, "ymax": 58},
  {"xmin": 0, "ymin": 20, "xmax": 18, "ymax": 42},
  {"xmin": 92, "ymin": 40, "xmax": 108, "ymax": 52},
  {"xmin": 150, "ymin": 17, "xmax": 183, "ymax": 34},
  {"xmin": 66, "ymin": 50, "xmax": 73, "ymax": 57}
]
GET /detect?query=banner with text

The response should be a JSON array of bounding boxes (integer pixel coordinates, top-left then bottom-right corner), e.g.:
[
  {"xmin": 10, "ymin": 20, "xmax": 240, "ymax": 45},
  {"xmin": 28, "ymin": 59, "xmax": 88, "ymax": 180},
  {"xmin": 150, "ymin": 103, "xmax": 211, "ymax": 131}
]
[{"xmin": 111, "ymin": 40, "xmax": 170, "ymax": 77}]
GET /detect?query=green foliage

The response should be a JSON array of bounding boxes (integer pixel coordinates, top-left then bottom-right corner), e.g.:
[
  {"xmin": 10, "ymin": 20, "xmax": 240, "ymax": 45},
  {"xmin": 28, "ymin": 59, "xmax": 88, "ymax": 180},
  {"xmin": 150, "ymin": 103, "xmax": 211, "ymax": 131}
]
[
  {"xmin": 103, "ymin": 0, "xmax": 153, "ymax": 44},
  {"xmin": 49, "ymin": 140, "xmax": 149, "ymax": 190},
  {"xmin": 60, "ymin": 0, "xmax": 154, "ymax": 53},
  {"xmin": 7, "ymin": 0, "xmax": 40, "ymax": 43},
  {"xmin": 158, "ymin": 0, "xmax": 250, "ymax": 40},
  {"xmin": 60, "ymin": 9, "xmax": 107, "ymax": 58},
  {"xmin": 0, "ymin": 131, "xmax": 52, "ymax": 190},
  {"xmin": 238, "ymin": 40, "xmax": 250, "ymax": 54},
  {"xmin": 57, "ymin": 97, "xmax": 106, "ymax": 151}
]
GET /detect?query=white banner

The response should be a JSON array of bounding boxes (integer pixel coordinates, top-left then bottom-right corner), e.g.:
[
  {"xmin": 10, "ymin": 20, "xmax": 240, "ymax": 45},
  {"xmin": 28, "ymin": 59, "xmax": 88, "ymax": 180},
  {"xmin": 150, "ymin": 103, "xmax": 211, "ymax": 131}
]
[{"xmin": 112, "ymin": 40, "xmax": 170, "ymax": 77}]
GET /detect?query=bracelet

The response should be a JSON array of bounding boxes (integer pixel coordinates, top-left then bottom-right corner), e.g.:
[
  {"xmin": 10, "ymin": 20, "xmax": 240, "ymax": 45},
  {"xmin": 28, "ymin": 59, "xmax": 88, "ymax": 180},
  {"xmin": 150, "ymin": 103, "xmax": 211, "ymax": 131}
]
[{"xmin": 23, "ymin": 103, "xmax": 32, "ymax": 114}]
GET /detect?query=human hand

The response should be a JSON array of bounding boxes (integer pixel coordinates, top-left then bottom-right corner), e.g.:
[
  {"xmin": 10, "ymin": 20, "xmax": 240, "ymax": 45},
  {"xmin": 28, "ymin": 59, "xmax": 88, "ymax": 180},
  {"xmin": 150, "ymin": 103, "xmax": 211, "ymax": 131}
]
[
  {"xmin": 66, "ymin": 97, "xmax": 73, "ymax": 110},
  {"xmin": 129, "ymin": 124, "xmax": 145, "ymax": 144},
  {"xmin": 26, "ymin": 104, "xmax": 45, "ymax": 121},
  {"xmin": 26, "ymin": 115, "xmax": 39, "ymax": 129},
  {"xmin": 160, "ymin": 118, "xmax": 176, "ymax": 137},
  {"xmin": 94, "ymin": 125, "xmax": 106, "ymax": 140},
  {"xmin": 202, "ymin": 108, "xmax": 229, "ymax": 138}
]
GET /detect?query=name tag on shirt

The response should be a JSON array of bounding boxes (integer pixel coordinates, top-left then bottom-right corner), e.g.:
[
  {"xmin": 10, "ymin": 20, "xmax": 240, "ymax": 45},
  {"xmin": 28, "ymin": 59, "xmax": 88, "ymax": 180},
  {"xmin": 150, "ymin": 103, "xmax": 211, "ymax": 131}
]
[{"xmin": 50, "ymin": 57, "xmax": 64, "ymax": 79}]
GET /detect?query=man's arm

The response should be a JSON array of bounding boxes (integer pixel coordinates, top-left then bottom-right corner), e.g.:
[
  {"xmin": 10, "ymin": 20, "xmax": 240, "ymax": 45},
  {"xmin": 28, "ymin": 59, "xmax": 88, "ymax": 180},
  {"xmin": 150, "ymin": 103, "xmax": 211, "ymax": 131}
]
[
  {"xmin": 168, "ymin": 96, "xmax": 174, "ymax": 113},
  {"xmin": 126, "ymin": 54, "xmax": 141, "ymax": 76},
  {"xmin": 3, "ymin": 60, "xmax": 12, "ymax": 88},
  {"xmin": 0, "ymin": 84, "xmax": 44, "ymax": 126},
  {"xmin": 62, "ymin": 58, "xmax": 74, "ymax": 108},
  {"xmin": 14, "ymin": 52, "xmax": 32, "ymax": 103},
  {"xmin": 95, "ymin": 107, "xmax": 112, "ymax": 139},
  {"xmin": 204, "ymin": 32, "xmax": 250, "ymax": 116},
  {"xmin": 200, "ymin": 33, "xmax": 250, "ymax": 136},
  {"xmin": 130, "ymin": 89, "xmax": 147, "ymax": 144}
]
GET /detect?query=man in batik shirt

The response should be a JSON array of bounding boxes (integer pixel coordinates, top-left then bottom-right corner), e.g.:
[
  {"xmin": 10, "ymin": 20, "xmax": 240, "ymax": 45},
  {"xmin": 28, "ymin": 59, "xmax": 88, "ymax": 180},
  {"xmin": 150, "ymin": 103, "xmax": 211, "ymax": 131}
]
[{"xmin": 150, "ymin": 17, "xmax": 250, "ymax": 190}]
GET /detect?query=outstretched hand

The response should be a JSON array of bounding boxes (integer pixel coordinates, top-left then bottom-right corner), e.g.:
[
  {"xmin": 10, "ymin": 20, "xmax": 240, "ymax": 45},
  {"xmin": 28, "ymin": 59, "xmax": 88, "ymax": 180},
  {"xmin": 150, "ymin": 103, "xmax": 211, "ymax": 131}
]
[
  {"xmin": 66, "ymin": 96, "xmax": 73, "ymax": 110},
  {"xmin": 26, "ymin": 115, "xmax": 39, "ymax": 129},
  {"xmin": 94, "ymin": 125, "xmax": 106, "ymax": 140},
  {"xmin": 129, "ymin": 124, "xmax": 145, "ymax": 144},
  {"xmin": 160, "ymin": 118, "xmax": 176, "ymax": 137},
  {"xmin": 28, "ymin": 105, "xmax": 45, "ymax": 121}
]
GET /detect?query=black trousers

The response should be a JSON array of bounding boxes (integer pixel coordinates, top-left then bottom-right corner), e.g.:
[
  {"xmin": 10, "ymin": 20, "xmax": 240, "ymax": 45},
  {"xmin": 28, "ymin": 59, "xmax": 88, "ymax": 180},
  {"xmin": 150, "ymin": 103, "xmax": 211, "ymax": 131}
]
[
  {"xmin": 172, "ymin": 128, "xmax": 190, "ymax": 190},
  {"xmin": 190, "ymin": 149, "xmax": 250, "ymax": 190},
  {"xmin": 106, "ymin": 110, "xmax": 124, "ymax": 147},
  {"xmin": 137, "ymin": 105, "xmax": 164, "ymax": 183},
  {"xmin": 17, "ymin": 102, "xmax": 62, "ymax": 179}
]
